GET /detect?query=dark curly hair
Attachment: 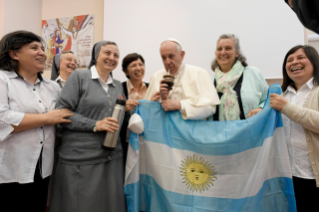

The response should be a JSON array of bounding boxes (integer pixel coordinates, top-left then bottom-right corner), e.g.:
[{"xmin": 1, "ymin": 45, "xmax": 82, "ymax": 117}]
[{"xmin": 0, "ymin": 30, "xmax": 43, "ymax": 72}]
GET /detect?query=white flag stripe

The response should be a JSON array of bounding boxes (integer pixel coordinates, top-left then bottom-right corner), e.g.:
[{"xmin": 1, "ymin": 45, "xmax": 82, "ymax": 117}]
[
  {"xmin": 136, "ymin": 127, "xmax": 291, "ymax": 199},
  {"xmin": 125, "ymin": 144, "xmax": 139, "ymax": 183}
]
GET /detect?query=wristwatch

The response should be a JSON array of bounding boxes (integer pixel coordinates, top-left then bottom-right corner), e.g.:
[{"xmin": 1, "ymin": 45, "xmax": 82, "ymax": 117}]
[{"xmin": 93, "ymin": 123, "xmax": 97, "ymax": 132}]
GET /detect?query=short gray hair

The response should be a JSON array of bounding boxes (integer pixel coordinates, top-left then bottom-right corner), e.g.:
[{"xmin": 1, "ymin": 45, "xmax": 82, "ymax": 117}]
[{"xmin": 211, "ymin": 34, "xmax": 247, "ymax": 71}]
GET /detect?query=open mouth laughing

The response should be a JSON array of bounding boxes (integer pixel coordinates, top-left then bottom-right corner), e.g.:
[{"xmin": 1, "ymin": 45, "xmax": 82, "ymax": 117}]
[
  {"xmin": 290, "ymin": 67, "xmax": 303, "ymax": 73},
  {"xmin": 67, "ymin": 64, "xmax": 76, "ymax": 70}
]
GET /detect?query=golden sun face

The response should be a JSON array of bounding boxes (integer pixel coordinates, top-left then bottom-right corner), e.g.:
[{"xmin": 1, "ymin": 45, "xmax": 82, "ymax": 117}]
[{"xmin": 180, "ymin": 155, "xmax": 217, "ymax": 193}]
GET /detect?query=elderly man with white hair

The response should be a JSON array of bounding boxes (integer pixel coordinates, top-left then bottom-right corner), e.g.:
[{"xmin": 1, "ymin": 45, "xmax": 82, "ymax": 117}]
[{"xmin": 144, "ymin": 38, "xmax": 220, "ymax": 120}]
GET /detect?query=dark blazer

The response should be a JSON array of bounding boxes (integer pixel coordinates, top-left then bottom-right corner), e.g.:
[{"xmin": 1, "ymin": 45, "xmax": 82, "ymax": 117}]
[{"xmin": 120, "ymin": 81, "xmax": 149, "ymax": 165}]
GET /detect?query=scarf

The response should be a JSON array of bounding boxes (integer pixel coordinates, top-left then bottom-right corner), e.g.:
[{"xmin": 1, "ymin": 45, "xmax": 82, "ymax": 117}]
[{"xmin": 215, "ymin": 61, "xmax": 244, "ymax": 121}]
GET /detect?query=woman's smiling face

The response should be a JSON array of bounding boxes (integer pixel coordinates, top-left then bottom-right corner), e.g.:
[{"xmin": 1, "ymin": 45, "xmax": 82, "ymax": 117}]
[
  {"xmin": 215, "ymin": 38, "xmax": 239, "ymax": 72},
  {"xmin": 125, "ymin": 58, "xmax": 145, "ymax": 82},
  {"xmin": 96, "ymin": 44, "xmax": 119, "ymax": 73},
  {"xmin": 13, "ymin": 41, "xmax": 47, "ymax": 74},
  {"xmin": 286, "ymin": 48, "xmax": 314, "ymax": 86}
]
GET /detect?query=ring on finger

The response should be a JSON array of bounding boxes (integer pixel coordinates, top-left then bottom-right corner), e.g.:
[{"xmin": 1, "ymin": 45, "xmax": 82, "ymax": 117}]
[{"xmin": 106, "ymin": 124, "xmax": 109, "ymax": 128}]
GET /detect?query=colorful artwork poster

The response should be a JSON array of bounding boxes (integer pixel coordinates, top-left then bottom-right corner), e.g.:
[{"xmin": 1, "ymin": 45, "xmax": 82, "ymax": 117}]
[{"xmin": 42, "ymin": 14, "xmax": 95, "ymax": 69}]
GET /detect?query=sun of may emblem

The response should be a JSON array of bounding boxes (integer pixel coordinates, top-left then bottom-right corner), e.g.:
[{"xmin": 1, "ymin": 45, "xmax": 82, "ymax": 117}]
[{"xmin": 179, "ymin": 155, "xmax": 217, "ymax": 193}]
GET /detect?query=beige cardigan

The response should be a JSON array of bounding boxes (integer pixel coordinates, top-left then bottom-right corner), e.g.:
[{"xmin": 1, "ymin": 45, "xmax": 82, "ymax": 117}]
[{"xmin": 281, "ymin": 85, "xmax": 319, "ymax": 187}]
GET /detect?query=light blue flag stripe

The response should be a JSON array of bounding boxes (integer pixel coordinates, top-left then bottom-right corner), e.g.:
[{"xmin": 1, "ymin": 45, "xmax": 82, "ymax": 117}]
[
  {"xmin": 125, "ymin": 84, "xmax": 296, "ymax": 212},
  {"xmin": 130, "ymin": 85, "xmax": 283, "ymax": 156},
  {"xmin": 125, "ymin": 175, "xmax": 296, "ymax": 212}
]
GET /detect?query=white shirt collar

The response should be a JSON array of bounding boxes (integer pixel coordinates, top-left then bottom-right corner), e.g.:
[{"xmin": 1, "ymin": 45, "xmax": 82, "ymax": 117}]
[
  {"xmin": 306, "ymin": 77, "xmax": 314, "ymax": 89},
  {"xmin": 127, "ymin": 79, "xmax": 146, "ymax": 92},
  {"xmin": 55, "ymin": 75, "xmax": 66, "ymax": 83},
  {"xmin": 4, "ymin": 70, "xmax": 49, "ymax": 84},
  {"xmin": 287, "ymin": 77, "xmax": 314, "ymax": 94},
  {"xmin": 90, "ymin": 65, "xmax": 114, "ymax": 86}
]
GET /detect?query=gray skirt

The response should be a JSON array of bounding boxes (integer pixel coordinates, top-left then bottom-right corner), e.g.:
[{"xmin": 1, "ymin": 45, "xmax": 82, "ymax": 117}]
[{"xmin": 49, "ymin": 157, "xmax": 126, "ymax": 212}]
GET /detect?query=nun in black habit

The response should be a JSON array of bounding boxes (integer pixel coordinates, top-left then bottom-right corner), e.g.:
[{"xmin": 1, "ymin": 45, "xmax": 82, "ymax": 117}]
[
  {"xmin": 50, "ymin": 53, "xmax": 61, "ymax": 81},
  {"xmin": 49, "ymin": 41, "xmax": 126, "ymax": 212}
]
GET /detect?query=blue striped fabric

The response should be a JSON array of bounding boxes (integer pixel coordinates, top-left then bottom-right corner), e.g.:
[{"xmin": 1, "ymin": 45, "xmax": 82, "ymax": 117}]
[{"xmin": 125, "ymin": 84, "xmax": 296, "ymax": 212}]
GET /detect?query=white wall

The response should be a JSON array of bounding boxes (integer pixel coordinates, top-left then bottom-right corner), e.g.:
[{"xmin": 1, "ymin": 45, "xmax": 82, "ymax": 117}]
[
  {"xmin": 309, "ymin": 41, "xmax": 319, "ymax": 53},
  {"xmin": 0, "ymin": 0, "xmax": 5, "ymax": 38},
  {"xmin": 4, "ymin": 0, "xmax": 41, "ymax": 35},
  {"xmin": 104, "ymin": 0, "xmax": 304, "ymax": 82},
  {"xmin": 308, "ymin": 33, "xmax": 319, "ymax": 54}
]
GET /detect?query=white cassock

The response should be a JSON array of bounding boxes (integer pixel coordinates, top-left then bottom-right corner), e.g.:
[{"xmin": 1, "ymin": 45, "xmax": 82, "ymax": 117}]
[{"xmin": 144, "ymin": 63, "xmax": 220, "ymax": 120}]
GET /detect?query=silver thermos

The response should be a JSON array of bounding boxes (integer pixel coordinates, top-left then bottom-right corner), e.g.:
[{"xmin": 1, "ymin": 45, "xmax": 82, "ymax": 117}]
[{"xmin": 102, "ymin": 99, "xmax": 126, "ymax": 150}]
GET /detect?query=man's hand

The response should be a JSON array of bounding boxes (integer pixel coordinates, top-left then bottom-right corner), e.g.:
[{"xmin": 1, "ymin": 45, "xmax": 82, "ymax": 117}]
[
  {"xmin": 161, "ymin": 99, "xmax": 181, "ymax": 111},
  {"xmin": 125, "ymin": 100, "xmax": 139, "ymax": 112},
  {"xmin": 270, "ymin": 94, "xmax": 288, "ymax": 111},
  {"xmin": 160, "ymin": 79, "xmax": 169, "ymax": 100}
]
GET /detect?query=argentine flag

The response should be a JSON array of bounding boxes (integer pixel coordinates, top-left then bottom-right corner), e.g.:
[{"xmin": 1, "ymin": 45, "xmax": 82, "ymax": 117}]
[{"xmin": 124, "ymin": 84, "xmax": 296, "ymax": 212}]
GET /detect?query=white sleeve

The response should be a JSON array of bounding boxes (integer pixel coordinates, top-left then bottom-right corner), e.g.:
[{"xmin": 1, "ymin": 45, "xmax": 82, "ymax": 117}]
[
  {"xmin": 0, "ymin": 74, "xmax": 24, "ymax": 142},
  {"xmin": 180, "ymin": 68, "xmax": 220, "ymax": 120}
]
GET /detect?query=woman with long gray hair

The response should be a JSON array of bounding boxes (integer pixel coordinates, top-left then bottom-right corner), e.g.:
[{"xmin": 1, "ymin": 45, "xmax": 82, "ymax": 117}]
[
  {"xmin": 50, "ymin": 41, "xmax": 126, "ymax": 212},
  {"xmin": 210, "ymin": 34, "xmax": 268, "ymax": 121}
]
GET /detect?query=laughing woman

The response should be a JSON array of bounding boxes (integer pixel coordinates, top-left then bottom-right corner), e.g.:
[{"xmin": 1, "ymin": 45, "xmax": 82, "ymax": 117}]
[
  {"xmin": 50, "ymin": 41, "xmax": 126, "ymax": 212},
  {"xmin": 50, "ymin": 50, "xmax": 78, "ymax": 86},
  {"xmin": 270, "ymin": 45, "xmax": 319, "ymax": 211},
  {"xmin": 0, "ymin": 31, "xmax": 73, "ymax": 212}
]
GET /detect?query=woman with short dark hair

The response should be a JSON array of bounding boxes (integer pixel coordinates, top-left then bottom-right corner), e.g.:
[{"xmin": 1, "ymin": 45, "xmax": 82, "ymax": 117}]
[
  {"xmin": 120, "ymin": 53, "xmax": 154, "ymax": 164},
  {"xmin": 0, "ymin": 30, "xmax": 73, "ymax": 211},
  {"xmin": 121, "ymin": 53, "xmax": 148, "ymax": 101},
  {"xmin": 270, "ymin": 45, "xmax": 319, "ymax": 211}
]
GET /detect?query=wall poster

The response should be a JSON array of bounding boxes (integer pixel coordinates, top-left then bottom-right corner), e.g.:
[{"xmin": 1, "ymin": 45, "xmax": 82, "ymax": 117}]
[{"xmin": 42, "ymin": 14, "xmax": 94, "ymax": 69}]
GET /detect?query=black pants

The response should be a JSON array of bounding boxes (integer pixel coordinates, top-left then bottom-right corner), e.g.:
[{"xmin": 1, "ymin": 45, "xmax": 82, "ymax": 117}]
[
  {"xmin": 293, "ymin": 176, "xmax": 319, "ymax": 212},
  {"xmin": 0, "ymin": 156, "xmax": 50, "ymax": 212}
]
